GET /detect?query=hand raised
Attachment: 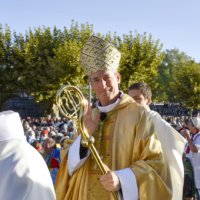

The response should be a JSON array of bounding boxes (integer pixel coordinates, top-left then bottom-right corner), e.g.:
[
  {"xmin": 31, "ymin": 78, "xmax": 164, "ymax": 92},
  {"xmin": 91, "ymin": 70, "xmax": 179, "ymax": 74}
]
[
  {"xmin": 83, "ymin": 101, "xmax": 100, "ymax": 136},
  {"xmin": 181, "ymin": 129, "xmax": 190, "ymax": 140}
]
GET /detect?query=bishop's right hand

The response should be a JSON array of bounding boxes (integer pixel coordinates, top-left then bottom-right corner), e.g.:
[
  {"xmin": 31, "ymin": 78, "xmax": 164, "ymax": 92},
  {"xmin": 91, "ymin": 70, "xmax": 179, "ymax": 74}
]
[{"xmin": 83, "ymin": 100, "xmax": 100, "ymax": 136}]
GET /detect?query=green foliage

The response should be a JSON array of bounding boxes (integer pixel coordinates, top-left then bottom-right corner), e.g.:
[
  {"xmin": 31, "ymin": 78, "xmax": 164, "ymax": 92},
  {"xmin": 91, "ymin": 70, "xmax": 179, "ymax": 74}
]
[
  {"xmin": 0, "ymin": 21, "xmax": 94, "ymax": 111},
  {"xmin": 157, "ymin": 49, "xmax": 193, "ymax": 103},
  {"xmin": 0, "ymin": 25, "xmax": 23, "ymax": 109},
  {"xmin": 1, "ymin": 20, "xmax": 199, "ymax": 111},
  {"xmin": 20, "ymin": 22, "xmax": 93, "ymax": 111},
  {"xmin": 118, "ymin": 32, "xmax": 164, "ymax": 97},
  {"xmin": 172, "ymin": 61, "xmax": 200, "ymax": 108}
]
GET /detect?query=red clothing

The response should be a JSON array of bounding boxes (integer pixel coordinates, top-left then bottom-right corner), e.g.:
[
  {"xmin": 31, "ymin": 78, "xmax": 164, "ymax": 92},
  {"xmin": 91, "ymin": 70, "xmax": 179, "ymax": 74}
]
[
  {"xmin": 179, "ymin": 127, "xmax": 189, "ymax": 133},
  {"xmin": 47, "ymin": 119, "xmax": 53, "ymax": 127}
]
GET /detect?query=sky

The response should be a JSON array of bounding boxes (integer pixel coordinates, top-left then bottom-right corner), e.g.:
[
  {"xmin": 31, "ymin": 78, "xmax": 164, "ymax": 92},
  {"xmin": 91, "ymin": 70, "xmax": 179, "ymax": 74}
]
[{"xmin": 1, "ymin": 0, "xmax": 200, "ymax": 62}]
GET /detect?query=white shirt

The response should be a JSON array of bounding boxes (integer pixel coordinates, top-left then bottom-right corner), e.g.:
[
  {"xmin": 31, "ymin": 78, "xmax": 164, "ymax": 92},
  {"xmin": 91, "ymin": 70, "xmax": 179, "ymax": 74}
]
[{"xmin": 185, "ymin": 132, "xmax": 200, "ymax": 189}]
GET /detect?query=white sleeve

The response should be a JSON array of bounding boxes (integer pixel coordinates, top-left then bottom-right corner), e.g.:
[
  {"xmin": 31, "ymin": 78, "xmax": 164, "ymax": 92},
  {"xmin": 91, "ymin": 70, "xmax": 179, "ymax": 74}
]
[
  {"xmin": 194, "ymin": 135, "xmax": 200, "ymax": 152},
  {"xmin": 115, "ymin": 168, "xmax": 139, "ymax": 200},
  {"xmin": 68, "ymin": 135, "xmax": 90, "ymax": 176}
]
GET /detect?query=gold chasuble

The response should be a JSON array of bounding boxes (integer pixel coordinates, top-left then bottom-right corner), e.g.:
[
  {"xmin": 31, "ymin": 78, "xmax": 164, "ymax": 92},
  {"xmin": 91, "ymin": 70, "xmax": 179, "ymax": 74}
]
[{"xmin": 55, "ymin": 94, "xmax": 172, "ymax": 200}]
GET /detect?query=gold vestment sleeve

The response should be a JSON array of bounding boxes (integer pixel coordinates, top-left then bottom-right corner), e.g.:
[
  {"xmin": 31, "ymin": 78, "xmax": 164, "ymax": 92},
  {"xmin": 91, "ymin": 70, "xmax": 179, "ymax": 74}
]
[{"xmin": 129, "ymin": 110, "xmax": 172, "ymax": 199}]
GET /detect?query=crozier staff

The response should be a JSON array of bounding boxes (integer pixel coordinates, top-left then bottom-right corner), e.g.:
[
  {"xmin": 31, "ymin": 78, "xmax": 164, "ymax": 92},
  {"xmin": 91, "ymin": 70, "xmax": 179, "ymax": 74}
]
[{"xmin": 55, "ymin": 35, "xmax": 172, "ymax": 200}]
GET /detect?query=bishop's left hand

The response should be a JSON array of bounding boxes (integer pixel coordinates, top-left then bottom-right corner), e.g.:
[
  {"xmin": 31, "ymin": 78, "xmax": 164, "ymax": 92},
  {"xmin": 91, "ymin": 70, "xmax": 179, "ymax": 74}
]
[{"xmin": 100, "ymin": 164, "xmax": 121, "ymax": 192}]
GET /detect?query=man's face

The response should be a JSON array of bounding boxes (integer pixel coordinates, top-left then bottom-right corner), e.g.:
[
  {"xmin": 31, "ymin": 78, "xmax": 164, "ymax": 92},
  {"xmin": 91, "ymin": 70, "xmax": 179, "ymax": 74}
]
[
  {"xmin": 68, "ymin": 126, "xmax": 74, "ymax": 132},
  {"xmin": 193, "ymin": 113, "xmax": 200, "ymax": 118},
  {"xmin": 42, "ymin": 132, "xmax": 48, "ymax": 138},
  {"xmin": 90, "ymin": 70, "xmax": 120, "ymax": 106},
  {"xmin": 188, "ymin": 120, "xmax": 198, "ymax": 134},
  {"xmin": 47, "ymin": 116, "xmax": 51, "ymax": 120},
  {"xmin": 128, "ymin": 89, "xmax": 150, "ymax": 111},
  {"xmin": 24, "ymin": 125, "xmax": 29, "ymax": 131},
  {"xmin": 43, "ymin": 141, "xmax": 54, "ymax": 155}
]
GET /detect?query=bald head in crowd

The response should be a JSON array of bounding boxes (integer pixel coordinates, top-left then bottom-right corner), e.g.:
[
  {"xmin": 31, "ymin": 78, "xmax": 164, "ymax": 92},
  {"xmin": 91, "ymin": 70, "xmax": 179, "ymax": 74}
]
[{"xmin": 43, "ymin": 138, "xmax": 56, "ymax": 155}]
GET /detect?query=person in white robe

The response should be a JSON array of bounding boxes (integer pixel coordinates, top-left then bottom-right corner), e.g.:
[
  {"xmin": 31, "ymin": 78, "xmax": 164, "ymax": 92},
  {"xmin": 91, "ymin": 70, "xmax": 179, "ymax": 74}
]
[
  {"xmin": 0, "ymin": 110, "xmax": 56, "ymax": 200},
  {"xmin": 128, "ymin": 82, "xmax": 186, "ymax": 200}
]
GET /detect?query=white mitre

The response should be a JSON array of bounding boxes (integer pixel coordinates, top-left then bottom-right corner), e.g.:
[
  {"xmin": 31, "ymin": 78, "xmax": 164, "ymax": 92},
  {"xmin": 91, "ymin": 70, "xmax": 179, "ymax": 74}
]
[{"xmin": 0, "ymin": 110, "xmax": 25, "ymax": 141}]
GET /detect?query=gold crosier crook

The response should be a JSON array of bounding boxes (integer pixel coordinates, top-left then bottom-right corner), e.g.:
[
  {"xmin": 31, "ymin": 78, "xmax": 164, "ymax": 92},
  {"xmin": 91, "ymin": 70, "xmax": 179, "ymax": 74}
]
[{"xmin": 56, "ymin": 85, "xmax": 119, "ymax": 200}]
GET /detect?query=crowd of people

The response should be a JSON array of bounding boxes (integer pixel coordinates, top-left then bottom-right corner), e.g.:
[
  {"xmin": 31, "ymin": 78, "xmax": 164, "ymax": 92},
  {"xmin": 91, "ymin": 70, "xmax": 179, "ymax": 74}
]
[
  {"xmin": 151, "ymin": 102, "xmax": 190, "ymax": 117},
  {"xmin": 1, "ymin": 35, "xmax": 200, "ymax": 200},
  {"xmin": 16, "ymin": 103, "xmax": 199, "ymax": 200},
  {"xmin": 22, "ymin": 115, "xmax": 76, "ymax": 184},
  {"xmin": 22, "ymin": 115, "xmax": 75, "ymax": 143}
]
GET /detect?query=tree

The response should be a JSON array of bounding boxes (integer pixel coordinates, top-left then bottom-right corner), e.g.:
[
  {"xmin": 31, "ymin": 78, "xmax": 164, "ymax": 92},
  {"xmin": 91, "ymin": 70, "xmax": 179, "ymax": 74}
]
[
  {"xmin": 157, "ymin": 49, "xmax": 193, "ymax": 102},
  {"xmin": 0, "ymin": 25, "xmax": 23, "ymax": 109},
  {"xmin": 117, "ymin": 32, "xmax": 164, "ymax": 97},
  {"xmin": 17, "ymin": 22, "xmax": 93, "ymax": 112},
  {"xmin": 172, "ymin": 61, "xmax": 200, "ymax": 108},
  {"xmin": 2, "ymin": 20, "xmax": 198, "ymax": 112}
]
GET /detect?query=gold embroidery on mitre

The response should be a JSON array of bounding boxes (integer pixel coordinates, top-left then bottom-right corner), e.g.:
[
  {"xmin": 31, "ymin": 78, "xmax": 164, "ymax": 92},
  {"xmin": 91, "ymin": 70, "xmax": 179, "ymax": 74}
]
[{"xmin": 80, "ymin": 35, "xmax": 121, "ymax": 76}]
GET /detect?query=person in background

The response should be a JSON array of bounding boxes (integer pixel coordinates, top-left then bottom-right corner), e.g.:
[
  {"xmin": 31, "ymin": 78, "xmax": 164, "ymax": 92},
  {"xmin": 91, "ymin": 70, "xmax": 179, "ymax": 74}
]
[
  {"xmin": 0, "ymin": 110, "xmax": 56, "ymax": 200},
  {"xmin": 39, "ymin": 117, "xmax": 46, "ymax": 127},
  {"xmin": 192, "ymin": 110, "xmax": 200, "ymax": 118},
  {"xmin": 58, "ymin": 123, "xmax": 68, "ymax": 134},
  {"xmin": 59, "ymin": 136, "xmax": 70, "ymax": 160},
  {"xmin": 128, "ymin": 82, "xmax": 186, "ymax": 200},
  {"xmin": 39, "ymin": 130, "xmax": 49, "ymax": 146},
  {"xmin": 24, "ymin": 122, "xmax": 35, "ymax": 140},
  {"xmin": 31, "ymin": 140, "xmax": 44, "ymax": 155},
  {"xmin": 49, "ymin": 131, "xmax": 56, "ymax": 139},
  {"xmin": 35, "ymin": 130, "xmax": 41, "ymax": 141},
  {"xmin": 43, "ymin": 138, "xmax": 61, "ymax": 184},
  {"xmin": 182, "ymin": 117, "xmax": 200, "ymax": 200},
  {"xmin": 31, "ymin": 124, "xmax": 38, "ymax": 133},
  {"xmin": 46, "ymin": 115, "xmax": 54, "ymax": 127},
  {"xmin": 50, "ymin": 126, "xmax": 57, "ymax": 134},
  {"xmin": 33, "ymin": 118, "xmax": 40, "ymax": 126},
  {"xmin": 59, "ymin": 136, "xmax": 68, "ymax": 148},
  {"xmin": 54, "ymin": 134, "xmax": 64, "ymax": 144},
  {"xmin": 67, "ymin": 124, "xmax": 75, "ymax": 139},
  {"xmin": 55, "ymin": 117, "xmax": 62, "ymax": 130}
]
